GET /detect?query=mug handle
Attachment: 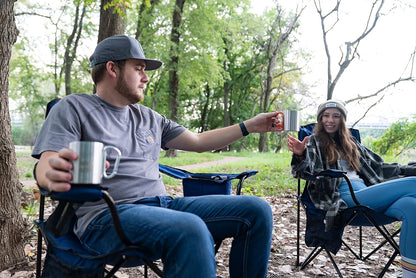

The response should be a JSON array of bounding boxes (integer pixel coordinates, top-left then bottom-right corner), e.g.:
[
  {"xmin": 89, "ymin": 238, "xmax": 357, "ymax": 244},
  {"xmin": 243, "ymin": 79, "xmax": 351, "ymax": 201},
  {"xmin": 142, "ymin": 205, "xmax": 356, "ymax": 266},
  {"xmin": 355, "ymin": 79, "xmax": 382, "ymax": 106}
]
[
  {"xmin": 276, "ymin": 112, "xmax": 284, "ymax": 131},
  {"xmin": 102, "ymin": 146, "xmax": 121, "ymax": 179}
]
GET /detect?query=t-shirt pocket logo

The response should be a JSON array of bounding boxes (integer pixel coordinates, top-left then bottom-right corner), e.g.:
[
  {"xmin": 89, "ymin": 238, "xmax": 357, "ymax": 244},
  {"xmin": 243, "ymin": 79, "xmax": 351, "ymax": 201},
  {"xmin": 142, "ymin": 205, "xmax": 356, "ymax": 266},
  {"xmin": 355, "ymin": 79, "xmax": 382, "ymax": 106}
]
[
  {"xmin": 136, "ymin": 129, "xmax": 159, "ymax": 160},
  {"xmin": 146, "ymin": 136, "xmax": 154, "ymax": 144}
]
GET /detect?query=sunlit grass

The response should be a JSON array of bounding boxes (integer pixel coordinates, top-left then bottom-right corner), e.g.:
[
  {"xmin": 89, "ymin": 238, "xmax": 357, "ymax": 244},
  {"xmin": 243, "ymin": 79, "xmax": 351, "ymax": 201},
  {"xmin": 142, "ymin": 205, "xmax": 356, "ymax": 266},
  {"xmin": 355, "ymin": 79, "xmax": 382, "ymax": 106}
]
[{"xmin": 159, "ymin": 151, "xmax": 293, "ymax": 196}]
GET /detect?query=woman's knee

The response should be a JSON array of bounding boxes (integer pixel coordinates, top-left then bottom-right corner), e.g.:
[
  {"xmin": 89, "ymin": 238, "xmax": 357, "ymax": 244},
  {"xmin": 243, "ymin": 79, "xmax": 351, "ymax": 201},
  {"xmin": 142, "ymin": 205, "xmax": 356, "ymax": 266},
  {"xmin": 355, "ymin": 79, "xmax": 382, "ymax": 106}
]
[{"xmin": 389, "ymin": 196, "xmax": 416, "ymax": 215}]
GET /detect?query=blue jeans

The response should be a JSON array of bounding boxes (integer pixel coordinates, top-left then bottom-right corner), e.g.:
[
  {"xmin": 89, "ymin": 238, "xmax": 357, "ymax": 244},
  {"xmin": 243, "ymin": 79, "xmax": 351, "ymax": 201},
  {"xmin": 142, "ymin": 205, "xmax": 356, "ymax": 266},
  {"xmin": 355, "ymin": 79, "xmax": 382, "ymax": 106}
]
[
  {"xmin": 80, "ymin": 195, "xmax": 273, "ymax": 278},
  {"xmin": 339, "ymin": 177, "xmax": 416, "ymax": 258}
]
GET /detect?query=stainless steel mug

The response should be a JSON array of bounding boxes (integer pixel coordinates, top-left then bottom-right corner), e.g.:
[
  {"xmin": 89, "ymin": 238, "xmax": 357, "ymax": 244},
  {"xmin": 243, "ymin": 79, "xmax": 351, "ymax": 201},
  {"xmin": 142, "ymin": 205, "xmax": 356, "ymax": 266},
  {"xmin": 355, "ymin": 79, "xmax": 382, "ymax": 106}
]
[
  {"xmin": 276, "ymin": 110, "xmax": 300, "ymax": 131},
  {"xmin": 69, "ymin": 141, "xmax": 121, "ymax": 185}
]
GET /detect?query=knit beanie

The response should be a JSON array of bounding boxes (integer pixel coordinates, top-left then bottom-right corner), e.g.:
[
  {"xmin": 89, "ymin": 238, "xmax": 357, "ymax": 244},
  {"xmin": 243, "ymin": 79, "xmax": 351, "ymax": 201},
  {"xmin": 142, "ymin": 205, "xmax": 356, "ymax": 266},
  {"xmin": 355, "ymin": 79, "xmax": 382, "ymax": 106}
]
[{"xmin": 317, "ymin": 99, "xmax": 347, "ymax": 120}]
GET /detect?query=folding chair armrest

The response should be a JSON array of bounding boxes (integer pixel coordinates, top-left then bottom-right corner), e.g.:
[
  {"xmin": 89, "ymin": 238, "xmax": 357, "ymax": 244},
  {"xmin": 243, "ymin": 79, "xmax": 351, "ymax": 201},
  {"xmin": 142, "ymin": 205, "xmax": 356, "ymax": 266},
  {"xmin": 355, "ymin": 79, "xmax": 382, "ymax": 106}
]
[
  {"xmin": 236, "ymin": 170, "xmax": 258, "ymax": 180},
  {"xmin": 315, "ymin": 169, "xmax": 362, "ymax": 206},
  {"xmin": 316, "ymin": 169, "xmax": 346, "ymax": 179},
  {"xmin": 33, "ymin": 162, "xmax": 109, "ymax": 203},
  {"xmin": 235, "ymin": 170, "xmax": 258, "ymax": 195}
]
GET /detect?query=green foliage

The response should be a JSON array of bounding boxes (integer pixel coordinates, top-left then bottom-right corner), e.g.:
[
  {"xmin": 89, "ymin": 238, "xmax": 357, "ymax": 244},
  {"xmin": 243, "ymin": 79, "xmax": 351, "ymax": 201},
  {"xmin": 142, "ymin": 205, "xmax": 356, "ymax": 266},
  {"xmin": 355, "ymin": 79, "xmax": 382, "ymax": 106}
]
[
  {"xmin": 12, "ymin": 125, "xmax": 35, "ymax": 146},
  {"xmin": 103, "ymin": 0, "xmax": 132, "ymax": 17},
  {"xmin": 359, "ymin": 129, "xmax": 387, "ymax": 139},
  {"xmin": 11, "ymin": 0, "xmax": 305, "ymax": 152},
  {"xmin": 372, "ymin": 117, "xmax": 416, "ymax": 156}
]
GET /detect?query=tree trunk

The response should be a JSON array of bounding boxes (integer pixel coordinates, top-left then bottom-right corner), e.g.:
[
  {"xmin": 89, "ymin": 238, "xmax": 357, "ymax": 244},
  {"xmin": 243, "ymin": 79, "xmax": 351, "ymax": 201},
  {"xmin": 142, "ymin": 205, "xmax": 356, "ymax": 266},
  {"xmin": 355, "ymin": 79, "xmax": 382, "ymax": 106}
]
[
  {"xmin": 200, "ymin": 84, "xmax": 210, "ymax": 133},
  {"xmin": 0, "ymin": 0, "xmax": 28, "ymax": 269},
  {"xmin": 98, "ymin": 0, "xmax": 126, "ymax": 43},
  {"xmin": 258, "ymin": 133, "xmax": 268, "ymax": 152},
  {"xmin": 63, "ymin": 2, "xmax": 86, "ymax": 96},
  {"xmin": 166, "ymin": 0, "xmax": 186, "ymax": 158}
]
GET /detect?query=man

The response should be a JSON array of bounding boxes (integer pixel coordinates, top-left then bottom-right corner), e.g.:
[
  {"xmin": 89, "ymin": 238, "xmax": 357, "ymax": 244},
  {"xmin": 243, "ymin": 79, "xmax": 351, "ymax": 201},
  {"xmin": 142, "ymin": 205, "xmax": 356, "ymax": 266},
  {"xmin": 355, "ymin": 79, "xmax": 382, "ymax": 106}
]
[{"xmin": 33, "ymin": 35, "xmax": 279, "ymax": 277}]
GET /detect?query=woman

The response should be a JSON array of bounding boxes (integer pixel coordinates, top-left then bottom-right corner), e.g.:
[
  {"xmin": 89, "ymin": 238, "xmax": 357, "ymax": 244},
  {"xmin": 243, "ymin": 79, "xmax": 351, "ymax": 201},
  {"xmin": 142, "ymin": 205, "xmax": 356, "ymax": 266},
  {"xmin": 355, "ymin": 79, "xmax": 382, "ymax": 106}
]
[{"xmin": 287, "ymin": 99, "xmax": 416, "ymax": 277}]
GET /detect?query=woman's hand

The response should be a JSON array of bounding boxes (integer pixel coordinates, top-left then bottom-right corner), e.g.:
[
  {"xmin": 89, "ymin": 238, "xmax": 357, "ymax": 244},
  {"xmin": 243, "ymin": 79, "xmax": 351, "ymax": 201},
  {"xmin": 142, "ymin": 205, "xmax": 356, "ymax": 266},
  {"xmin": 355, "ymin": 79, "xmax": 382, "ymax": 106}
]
[{"xmin": 287, "ymin": 134, "xmax": 307, "ymax": 156}]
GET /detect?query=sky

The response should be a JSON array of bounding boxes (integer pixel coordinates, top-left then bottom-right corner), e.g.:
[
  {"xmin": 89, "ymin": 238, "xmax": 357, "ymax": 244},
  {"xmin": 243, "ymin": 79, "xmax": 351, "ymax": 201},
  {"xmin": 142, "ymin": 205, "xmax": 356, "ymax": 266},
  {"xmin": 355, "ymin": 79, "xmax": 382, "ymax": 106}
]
[{"xmin": 250, "ymin": 0, "xmax": 416, "ymax": 126}]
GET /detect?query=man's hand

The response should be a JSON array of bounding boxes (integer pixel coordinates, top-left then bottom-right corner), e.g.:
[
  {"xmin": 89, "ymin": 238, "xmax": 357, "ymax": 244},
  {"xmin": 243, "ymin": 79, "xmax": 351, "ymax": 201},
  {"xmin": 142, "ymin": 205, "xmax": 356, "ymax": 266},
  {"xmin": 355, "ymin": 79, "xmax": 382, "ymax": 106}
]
[
  {"xmin": 244, "ymin": 112, "xmax": 282, "ymax": 134},
  {"xmin": 36, "ymin": 149, "xmax": 77, "ymax": 192},
  {"xmin": 37, "ymin": 148, "xmax": 111, "ymax": 192}
]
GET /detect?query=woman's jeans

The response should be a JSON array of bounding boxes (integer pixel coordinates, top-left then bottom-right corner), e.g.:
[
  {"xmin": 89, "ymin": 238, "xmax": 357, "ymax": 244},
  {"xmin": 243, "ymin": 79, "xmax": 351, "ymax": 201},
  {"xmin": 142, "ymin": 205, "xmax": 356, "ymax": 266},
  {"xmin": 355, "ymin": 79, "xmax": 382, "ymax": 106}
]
[
  {"xmin": 80, "ymin": 195, "xmax": 273, "ymax": 278},
  {"xmin": 339, "ymin": 176, "xmax": 416, "ymax": 258}
]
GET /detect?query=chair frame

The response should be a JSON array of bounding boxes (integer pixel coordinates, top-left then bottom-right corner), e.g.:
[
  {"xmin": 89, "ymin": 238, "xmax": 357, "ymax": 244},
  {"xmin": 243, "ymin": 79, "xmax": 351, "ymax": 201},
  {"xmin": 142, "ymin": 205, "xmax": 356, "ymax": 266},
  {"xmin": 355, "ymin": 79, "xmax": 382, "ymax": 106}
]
[
  {"xmin": 294, "ymin": 123, "xmax": 400, "ymax": 277},
  {"xmin": 295, "ymin": 169, "xmax": 401, "ymax": 278},
  {"xmin": 35, "ymin": 185, "xmax": 164, "ymax": 278}
]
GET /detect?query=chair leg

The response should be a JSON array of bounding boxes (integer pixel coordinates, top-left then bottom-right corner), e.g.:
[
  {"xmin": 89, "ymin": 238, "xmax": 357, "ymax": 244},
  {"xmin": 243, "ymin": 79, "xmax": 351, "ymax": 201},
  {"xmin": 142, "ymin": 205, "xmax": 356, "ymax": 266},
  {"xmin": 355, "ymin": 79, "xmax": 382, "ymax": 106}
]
[
  {"xmin": 214, "ymin": 240, "xmax": 222, "ymax": 254},
  {"xmin": 105, "ymin": 255, "xmax": 127, "ymax": 278},
  {"xmin": 299, "ymin": 246, "xmax": 344, "ymax": 277},
  {"xmin": 325, "ymin": 249, "xmax": 343, "ymax": 278},
  {"xmin": 299, "ymin": 247, "xmax": 322, "ymax": 270},
  {"xmin": 36, "ymin": 194, "xmax": 46, "ymax": 278},
  {"xmin": 35, "ymin": 229, "xmax": 43, "ymax": 278},
  {"xmin": 143, "ymin": 259, "xmax": 164, "ymax": 277},
  {"xmin": 378, "ymin": 250, "xmax": 399, "ymax": 278},
  {"xmin": 363, "ymin": 228, "xmax": 401, "ymax": 261},
  {"xmin": 341, "ymin": 239, "xmax": 361, "ymax": 260},
  {"xmin": 359, "ymin": 225, "xmax": 363, "ymax": 259},
  {"xmin": 296, "ymin": 179, "xmax": 301, "ymax": 267}
]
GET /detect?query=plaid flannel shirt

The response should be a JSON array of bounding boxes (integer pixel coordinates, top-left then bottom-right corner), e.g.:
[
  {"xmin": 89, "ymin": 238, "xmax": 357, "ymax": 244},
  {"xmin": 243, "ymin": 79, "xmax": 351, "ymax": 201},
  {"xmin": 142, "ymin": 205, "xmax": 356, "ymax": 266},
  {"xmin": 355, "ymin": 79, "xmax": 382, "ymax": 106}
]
[{"xmin": 291, "ymin": 134, "xmax": 404, "ymax": 230}]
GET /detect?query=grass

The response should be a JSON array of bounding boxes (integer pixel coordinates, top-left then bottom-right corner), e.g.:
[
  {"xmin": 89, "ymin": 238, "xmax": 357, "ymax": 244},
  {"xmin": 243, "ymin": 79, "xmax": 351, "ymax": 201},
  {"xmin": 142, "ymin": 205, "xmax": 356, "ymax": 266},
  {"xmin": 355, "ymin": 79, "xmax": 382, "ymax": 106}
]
[
  {"xmin": 15, "ymin": 147, "xmax": 416, "ymax": 197},
  {"xmin": 159, "ymin": 151, "xmax": 294, "ymax": 196},
  {"xmin": 16, "ymin": 149, "xmax": 36, "ymax": 182},
  {"xmin": 16, "ymin": 148, "xmax": 294, "ymax": 196}
]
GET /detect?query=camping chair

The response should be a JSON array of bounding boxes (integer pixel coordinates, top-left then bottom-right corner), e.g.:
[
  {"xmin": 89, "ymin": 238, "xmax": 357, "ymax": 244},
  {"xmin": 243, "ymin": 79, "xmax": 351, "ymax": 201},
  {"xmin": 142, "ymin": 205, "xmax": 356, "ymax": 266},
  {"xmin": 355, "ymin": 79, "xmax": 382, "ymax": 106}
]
[
  {"xmin": 295, "ymin": 123, "xmax": 401, "ymax": 277},
  {"xmin": 34, "ymin": 98, "xmax": 258, "ymax": 278},
  {"xmin": 34, "ymin": 165, "xmax": 258, "ymax": 278}
]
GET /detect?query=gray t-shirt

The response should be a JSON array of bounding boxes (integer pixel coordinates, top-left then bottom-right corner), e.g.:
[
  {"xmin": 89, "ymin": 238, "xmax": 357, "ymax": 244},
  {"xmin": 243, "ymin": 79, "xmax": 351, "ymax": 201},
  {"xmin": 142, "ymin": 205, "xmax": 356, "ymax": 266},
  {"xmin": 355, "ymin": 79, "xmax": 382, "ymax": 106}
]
[{"xmin": 32, "ymin": 94, "xmax": 186, "ymax": 237}]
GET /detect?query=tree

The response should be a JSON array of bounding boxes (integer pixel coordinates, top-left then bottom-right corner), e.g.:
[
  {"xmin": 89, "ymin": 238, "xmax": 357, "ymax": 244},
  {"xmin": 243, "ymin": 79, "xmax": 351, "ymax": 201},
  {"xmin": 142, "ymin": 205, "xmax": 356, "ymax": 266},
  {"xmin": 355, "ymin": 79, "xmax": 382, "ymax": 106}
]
[
  {"xmin": 9, "ymin": 0, "xmax": 306, "ymax": 154},
  {"xmin": 0, "ymin": 0, "xmax": 28, "ymax": 270},
  {"xmin": 314, "ymin": 0, "xmax": 415, "ymax": 121},
  {"xmin": 257, "ymin": 6, "xmax": 302, "ymax": 152},
  {"xmin": 62, "ymin": 0, "xmax": 88, "ymax": 96},
  {"xmin": 165, "ymin": 0, "xmax": 186, "ymax": 157},
  {"xmin": 373, "ymin": 117, "xmax": 416, "ymax": 156},
  {"xmin": 98, "ymin": 0, "xmax": 126, "ymax": 42}
]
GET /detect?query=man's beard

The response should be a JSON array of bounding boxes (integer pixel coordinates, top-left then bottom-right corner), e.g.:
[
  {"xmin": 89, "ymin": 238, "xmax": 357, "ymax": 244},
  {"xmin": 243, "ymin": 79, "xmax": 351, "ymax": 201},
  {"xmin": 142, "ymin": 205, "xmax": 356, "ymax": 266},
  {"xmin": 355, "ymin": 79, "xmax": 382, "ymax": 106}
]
[{"xmin": 115, "ymin": 75, "xmax": 143, "ymax": 104}]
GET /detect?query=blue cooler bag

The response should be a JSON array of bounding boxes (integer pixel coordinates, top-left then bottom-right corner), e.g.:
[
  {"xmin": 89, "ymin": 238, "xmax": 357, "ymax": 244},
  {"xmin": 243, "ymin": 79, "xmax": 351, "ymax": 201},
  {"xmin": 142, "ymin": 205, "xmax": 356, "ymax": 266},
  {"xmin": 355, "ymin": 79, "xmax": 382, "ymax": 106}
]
[{"xmin": 158, "ymin": 164, "xmax": 257, "ymax": 196}]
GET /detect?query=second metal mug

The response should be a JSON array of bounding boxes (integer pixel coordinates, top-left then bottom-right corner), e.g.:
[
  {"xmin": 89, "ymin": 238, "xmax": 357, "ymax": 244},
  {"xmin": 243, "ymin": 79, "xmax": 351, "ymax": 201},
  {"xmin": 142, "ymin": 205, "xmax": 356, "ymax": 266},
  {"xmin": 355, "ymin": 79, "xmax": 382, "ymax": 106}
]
[{"xmin": 69, "ymin": 141, "xmax": 121, "ymax": 185}]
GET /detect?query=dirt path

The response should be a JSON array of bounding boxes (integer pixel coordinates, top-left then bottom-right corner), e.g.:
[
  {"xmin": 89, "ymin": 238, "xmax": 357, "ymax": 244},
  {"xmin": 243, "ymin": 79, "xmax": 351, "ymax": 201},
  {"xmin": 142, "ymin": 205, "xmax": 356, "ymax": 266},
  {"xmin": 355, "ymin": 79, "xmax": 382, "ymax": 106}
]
[{"xmin": 176, "ymin": 156, "xmax": 245, "ymax": 171}]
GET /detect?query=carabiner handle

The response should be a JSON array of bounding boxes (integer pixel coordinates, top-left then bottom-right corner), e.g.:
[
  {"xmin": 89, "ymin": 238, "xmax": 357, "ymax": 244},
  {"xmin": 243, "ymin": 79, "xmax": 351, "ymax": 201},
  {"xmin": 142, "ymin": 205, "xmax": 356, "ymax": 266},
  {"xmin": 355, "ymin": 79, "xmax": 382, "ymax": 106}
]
[
  {"xmin": 103, "ymin": 146, "xmax": 121, "ymax": 179},
  {"xmin": 276, "ymin": 111, "xmax": 284, "ymax": 131}
]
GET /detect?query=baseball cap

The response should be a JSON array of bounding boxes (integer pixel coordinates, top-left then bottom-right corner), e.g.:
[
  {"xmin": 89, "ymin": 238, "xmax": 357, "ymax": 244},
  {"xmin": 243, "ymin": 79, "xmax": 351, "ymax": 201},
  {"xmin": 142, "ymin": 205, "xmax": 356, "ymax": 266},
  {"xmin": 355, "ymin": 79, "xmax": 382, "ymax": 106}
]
[{"xmin": 90, "ymin": 35, "xmax": 163, "ymax": 70}]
